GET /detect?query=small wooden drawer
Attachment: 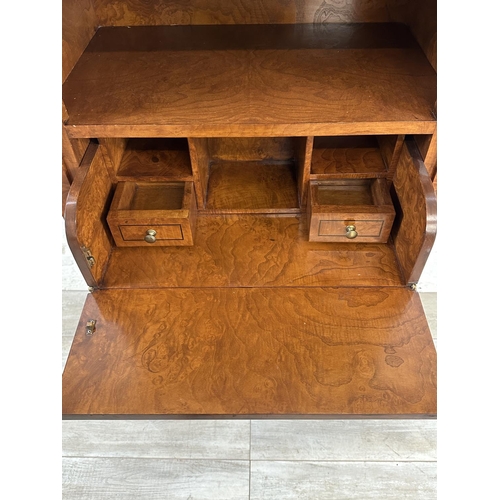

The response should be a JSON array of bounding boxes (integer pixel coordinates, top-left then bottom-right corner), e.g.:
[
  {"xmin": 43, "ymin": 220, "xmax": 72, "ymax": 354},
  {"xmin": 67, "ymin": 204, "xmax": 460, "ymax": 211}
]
[
  {"xmin": 107, "ymin": 181, "xmax": 196, "ymax": 247},
  {"xmin": 308, "ymin": 179, "xmax": 395, "ymax": 243}
]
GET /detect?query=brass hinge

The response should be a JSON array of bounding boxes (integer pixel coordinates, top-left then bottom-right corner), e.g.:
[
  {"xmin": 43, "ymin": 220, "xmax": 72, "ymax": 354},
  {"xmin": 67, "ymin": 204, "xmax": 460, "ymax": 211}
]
[
  {"xmin": 409, "ymin": 283, "xmax": 418, "ymax": 291},
  {"xmin": 85, "ymin": 319, "xmax": 96, "ymax": 336},
  {"xmin": 81, "ymin": 246, "xmax": 96, "ymax": 269}
]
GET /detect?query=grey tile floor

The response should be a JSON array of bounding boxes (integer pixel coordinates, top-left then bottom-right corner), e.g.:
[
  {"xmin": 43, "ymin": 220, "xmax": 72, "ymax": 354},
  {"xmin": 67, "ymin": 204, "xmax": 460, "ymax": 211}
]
[{"xmin": 62, "ymin": 291, "xmax": 437, "ymax": 500}]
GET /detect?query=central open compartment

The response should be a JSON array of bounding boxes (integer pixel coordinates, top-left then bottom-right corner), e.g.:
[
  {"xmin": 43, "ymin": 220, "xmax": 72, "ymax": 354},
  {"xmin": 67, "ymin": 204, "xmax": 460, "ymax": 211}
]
[{"xmin": 193, "ymin": 137, "xmax": 308, "ymax": 214}]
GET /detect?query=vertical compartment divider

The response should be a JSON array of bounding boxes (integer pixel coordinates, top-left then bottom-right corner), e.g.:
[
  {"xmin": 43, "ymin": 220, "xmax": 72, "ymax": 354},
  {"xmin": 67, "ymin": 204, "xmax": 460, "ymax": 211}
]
[
  {"xmin": 377, "ymin": 135, "xmax": 405, "ymax": 184},
  {"xmin": 188, "ymin": 138, "xmax": 211, "ymax": 209},
  {"xmin": 295, "ymin": 136, "xmax": 314, "ymax": 207},
  {"xmin": 99, "ymin": 138, "xmax": 128, "ymax": 184}
]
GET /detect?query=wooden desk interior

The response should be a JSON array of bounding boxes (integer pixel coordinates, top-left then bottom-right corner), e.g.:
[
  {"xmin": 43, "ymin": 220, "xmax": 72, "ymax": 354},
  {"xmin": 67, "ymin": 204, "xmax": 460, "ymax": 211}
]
[{"xmin": 62, "ymin": 3, "xmax": 437, "ymax": 419}]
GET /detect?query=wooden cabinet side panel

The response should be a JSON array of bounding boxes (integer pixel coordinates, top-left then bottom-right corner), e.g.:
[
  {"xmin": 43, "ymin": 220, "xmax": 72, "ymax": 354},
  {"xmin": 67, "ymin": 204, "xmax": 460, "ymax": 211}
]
[
  {"xmin": 63, "ymin": 0, "xmax": 97, "ymax": 82},
  {"xmin": 391, "ymin": 139, "xmax": 437, "ymax": 285},
  {"xmin": 64, "ymin": 143, "xmax": 114, "ymax": 287},
  {"xmin": 387, "ymin": 0, "xmax": 437, "ymax": 71}
]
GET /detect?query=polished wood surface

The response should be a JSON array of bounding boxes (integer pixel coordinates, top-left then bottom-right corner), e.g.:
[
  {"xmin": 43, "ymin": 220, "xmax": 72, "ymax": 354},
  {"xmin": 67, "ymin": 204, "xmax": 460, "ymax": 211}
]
[
  {"xmin": 114, "ymin": 139, "xmax": 192, "ymax": 182},
  {"xmin": 99, "ymin": 137, "xmax": 127, "ymax": 181},
  {"xmin": 311, "ymin": 136, "xmax": 388, "ymax": 178},
  {"xmin": 92, "ymin": 0, "xmax": 396, "ymax": 26},
  {"xmin": 188, "ymin": 138, "xmax": 210, "ymax": 208},
  {"xmin": 377, "ymin": 134, "xmax": 404, "ymax": 183},
  {"xmin": 64, "ymin": 143, "xmax": 114, "ymax": 287},
  {"xmin": 61, "ymin": 1, "xmax": 437, "ymax": 420},
  {"xmin": 206, "ymin": 162, "xmax": 299, "ymax": 213},
  {"xmin": 63, "ymin": 287, "xmax": 436, "ymax": 417},
  {"xmin": 392, "ymin": 140, "xmax": 437, "ymax": 285},
  {"xmin": 208, "ymin": 138, "xmax": 295, "ymax": 162},
  {"xmin": 295, "ymin": 136, "xmax": 313, "ymax": 206},
  {"xmin": 102, "ymin": 215, "xmax": 403, "ymax": 288},
  {"xmin": 415, "ymin": 133, "xmax": 437, "ymax": 181},
  {"xmin": 388, "ymin": 0, "xmax": 436, "ymax": 70},
  {"xmin": 67, "ymin": 121, "xmax": 436, "ymax": 140},
  {"xmin": 63, "ymin": 24, "xmax": 436, "ymax": 138},
  {"xmin": 62, "ymin": 102, "xmax": 91, "ymax": 198},
  {"xmin": 62, "ymin": 0, "xmax": 96, "ymax": 82}
]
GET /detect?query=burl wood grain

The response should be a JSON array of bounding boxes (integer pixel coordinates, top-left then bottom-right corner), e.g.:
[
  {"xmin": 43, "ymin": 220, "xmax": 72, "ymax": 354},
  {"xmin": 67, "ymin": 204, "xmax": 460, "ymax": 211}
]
[
  {"xmin": 311, "ymin": 136, "xmax": 392, "ymax": 179},
  {"xmin": 113, "ymin": 139, "xmax": 193, "ymax": 182},
  {"xmin": 311, "ymin": 148, "xmax": 387, "ymax": 178},
  {"xmin": 62, "ymin": 287, "xmax": 436, "ymax": 417},
  {"xmin": 62, "ymin": 24, "xmax": 437, "ymax": 138},
  {"xmin": 208, "ymin": 138, "xmax": 295, "ymax": 162},
  {"xmin": 392, "ymin": 140, "xmax": 437, "ymax": 285},
  {"xmin": 65, "ymin": 143, "xmax": 114, "ymax": 287},
  {"xmin": 92, "ymin": 0, "xmax": 394, "ymax": 26},
  {"xmin": 99, "ymin": 138, "xmax": 127, "ymax": 181},
  {"xmin": 63, "ymin": 0, "xmax": 96, "ymax": 82},
  {"xmin": 205, "ymin": 162, "xmax": 299, "ymax": 212},
  {"xmin": 102, "ymin": 215, "xmax": 403, "ymax": 288}
]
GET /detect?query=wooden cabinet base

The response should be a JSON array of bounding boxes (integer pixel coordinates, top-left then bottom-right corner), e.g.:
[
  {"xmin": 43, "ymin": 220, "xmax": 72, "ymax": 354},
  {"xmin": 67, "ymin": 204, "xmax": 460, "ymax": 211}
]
[{"xmin": 62, "ymin": 288, "xmax": 436, "ymax": 419}]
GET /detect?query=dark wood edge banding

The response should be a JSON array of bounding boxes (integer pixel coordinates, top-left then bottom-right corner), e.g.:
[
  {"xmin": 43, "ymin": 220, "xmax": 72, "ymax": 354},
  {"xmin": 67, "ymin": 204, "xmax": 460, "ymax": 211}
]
[
  {"xmin": 63, "ymin": 413, "xmax": 436, "ymax": 420},
  {"xmin": 64, "ymin": 141, "xmax": 100, "ymax": 288}
]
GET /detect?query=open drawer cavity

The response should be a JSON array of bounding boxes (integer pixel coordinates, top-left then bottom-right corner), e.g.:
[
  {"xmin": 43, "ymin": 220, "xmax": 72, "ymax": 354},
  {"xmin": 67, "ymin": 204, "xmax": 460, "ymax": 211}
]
[
  {"xmin": 308, "ymin": 179, "xmax": 395, "ymax": 243},
  {"xmin": 107, "ymin": 181, "xmax": 196, "ymax": 247},
  {"xmin": 311, "ymin": 135, "xmax": 404, "ymax": 180}
]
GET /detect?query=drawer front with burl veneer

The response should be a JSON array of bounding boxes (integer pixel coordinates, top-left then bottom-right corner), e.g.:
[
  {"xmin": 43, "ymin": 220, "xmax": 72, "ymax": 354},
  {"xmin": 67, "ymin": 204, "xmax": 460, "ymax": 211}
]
[
  {"xmin": 107, "ymin": 181, "xmax": 196, "ymax": 247},
  {"xmin": 308, "ymin": 179, "xmax": 395, "ymax": 243}
]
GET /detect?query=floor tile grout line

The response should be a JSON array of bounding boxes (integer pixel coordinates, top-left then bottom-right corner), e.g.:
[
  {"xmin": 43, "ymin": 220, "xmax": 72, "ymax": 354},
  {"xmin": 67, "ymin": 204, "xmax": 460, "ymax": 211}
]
[
  {"xmin": 62, "ymin": 456, "xmax": 251, "ymax": 461},
  {"xmin": 249, "ymin": 459, "xmax": 437, "ymax": 463},
  {"xmin": 249, "ymin": 420, "xmax": 252, "ymax": 499},
  {"xmin": 62, "ymin": 456, "xmax": 436, "ymax": 463}
]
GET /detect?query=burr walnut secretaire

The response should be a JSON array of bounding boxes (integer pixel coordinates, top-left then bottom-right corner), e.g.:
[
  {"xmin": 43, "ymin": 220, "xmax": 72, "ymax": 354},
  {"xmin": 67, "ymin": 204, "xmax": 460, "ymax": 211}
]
[{"xmin": 62, "ymin": 0, "xmax": 437, "ymax": 419}]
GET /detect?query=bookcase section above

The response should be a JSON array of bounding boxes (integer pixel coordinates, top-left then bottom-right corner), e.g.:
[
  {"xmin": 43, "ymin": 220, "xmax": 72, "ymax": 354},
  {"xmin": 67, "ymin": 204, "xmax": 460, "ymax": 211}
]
[{"xmin": 62, "ymin": 24, "xmax": 437, "ymax": 138}]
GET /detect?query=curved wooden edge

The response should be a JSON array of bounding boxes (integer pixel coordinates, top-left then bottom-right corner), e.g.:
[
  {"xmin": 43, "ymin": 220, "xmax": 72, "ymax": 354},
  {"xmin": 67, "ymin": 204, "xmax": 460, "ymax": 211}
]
[
  {"xmin": 406, "ymin": 139, "xmax": 437, "ymax": 284},
  {"xmin": 64, "ymin": 141, "xmax": 100, "ymax": 288},
  {"xmin": 392, "ymin": 138, "xmax": 437, "ymax": 285}
]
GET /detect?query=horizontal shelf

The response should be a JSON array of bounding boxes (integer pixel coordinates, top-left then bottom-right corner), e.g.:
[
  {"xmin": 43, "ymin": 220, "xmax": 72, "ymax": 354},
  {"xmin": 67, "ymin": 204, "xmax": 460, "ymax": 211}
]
[
  {"xmin": 63, "ymin": 23, "xmax": 436, "ymax": 138},
  {"xmin": 116, "ymin": 139, "xmax": 192, "ymax": 181}
]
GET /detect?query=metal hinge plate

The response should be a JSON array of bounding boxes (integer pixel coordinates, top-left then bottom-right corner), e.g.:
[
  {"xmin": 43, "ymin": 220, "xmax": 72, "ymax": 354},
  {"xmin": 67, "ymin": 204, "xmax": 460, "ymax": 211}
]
[
  {"xmin": 85, "ymin": 320, "xmax": 96, "ymax": 336},
  {"xmin": 81, "ymin": 246, "xmax": 96, "ymax": 269}
]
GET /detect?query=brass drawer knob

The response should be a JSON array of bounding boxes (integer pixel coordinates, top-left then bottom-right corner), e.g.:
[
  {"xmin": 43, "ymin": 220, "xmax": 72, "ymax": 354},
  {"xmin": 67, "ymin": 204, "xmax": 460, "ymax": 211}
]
[
  {"xmin": 144, "ymin": 229, "xmax": 157, "ymax": 243},
  {"xmin": 345, "ymin": 225, "xmax": 358, "ymax": 239}
]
